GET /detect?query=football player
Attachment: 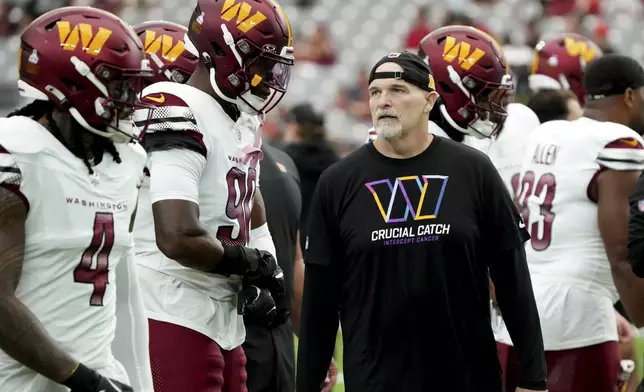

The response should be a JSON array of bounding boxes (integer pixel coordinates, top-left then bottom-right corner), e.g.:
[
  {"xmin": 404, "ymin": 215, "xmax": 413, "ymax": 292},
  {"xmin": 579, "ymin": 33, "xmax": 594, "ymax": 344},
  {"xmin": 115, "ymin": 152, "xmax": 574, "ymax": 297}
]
[
  {"xmin": 529, "ymin": 33, "xmax": 603, "ymax": 106},
  {"xmin": 131, "ymin": 0, "xmax": 293, "ymax": 390},
  {"xmin": 496, "ymin": 54, "xmax": 644, "ymax": 392},
  {"xmin": 0, "ymin": 6, "xmax": 153, "ymax": 392},
  {"xmin": 133, "ymin": 20, "xmax": 199, "ymax": 86}
]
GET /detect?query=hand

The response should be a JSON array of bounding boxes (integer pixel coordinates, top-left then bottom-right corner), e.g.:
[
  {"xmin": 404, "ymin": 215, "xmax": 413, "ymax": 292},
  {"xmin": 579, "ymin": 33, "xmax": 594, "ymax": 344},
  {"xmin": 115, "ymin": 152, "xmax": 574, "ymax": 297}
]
[
  {"xmin": 238, "ymin": 285, "xmax": 276, "ymax": 326},
  {"xmin": 216, "ymin": 244, "xmax": 278, "ymax": 277},
  {"xmin": 321, "ymin": 358, "xmax": 338, "ymax": 392},
  {"xmin": 244, "ymin": 265, "xmax": 286, "ymax": 306},
  {"xmin": 64, "ymin": 363, "xmax": 133, "ymax": 392},
  {"xmin": 617, "ymin": 311, "xmax": 634, "ymax": 344},
  {"xmin": 244, "ymin": 249, "xmax": 279, "ymax": 279}
]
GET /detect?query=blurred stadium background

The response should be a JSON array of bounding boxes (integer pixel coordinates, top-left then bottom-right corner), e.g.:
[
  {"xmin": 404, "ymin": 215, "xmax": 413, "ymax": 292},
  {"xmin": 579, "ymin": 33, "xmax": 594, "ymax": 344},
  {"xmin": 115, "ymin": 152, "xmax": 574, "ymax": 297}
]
[
  {"xmin": 2, "ymin": 0, "xmax": 644, "ymax": 390},
  {"xmin": 0, "ymin": 0, "xmax": 638, "ymax": 152}
]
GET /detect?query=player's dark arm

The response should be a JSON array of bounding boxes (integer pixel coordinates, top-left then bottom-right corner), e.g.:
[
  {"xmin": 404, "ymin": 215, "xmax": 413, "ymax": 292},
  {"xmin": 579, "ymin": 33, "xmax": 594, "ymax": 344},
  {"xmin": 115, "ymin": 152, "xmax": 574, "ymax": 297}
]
[
  {"xmin": 152, "ymin": 198, "xmax": 225, "ymax": 271},
  {"xmin": 628, "ymin": 173, "xmax": 644, "ymax": 277},
  {"xmin": 296, "ymin": 264, "xmax": 340, "ymax": 391},
  {"xmin": 598, "ymin": 169, "xmax": 644, "ymax": 326},
  {"xmin": 488, "ymin": 245, "xmax": 547, "ymax": 390},
  {"xmin": 291, "ymin": 230, "xmax": 305, "ymax": 336},
  {"xmin": 0, "ymin": 187, "xmax": 78, "ymax": 382}
]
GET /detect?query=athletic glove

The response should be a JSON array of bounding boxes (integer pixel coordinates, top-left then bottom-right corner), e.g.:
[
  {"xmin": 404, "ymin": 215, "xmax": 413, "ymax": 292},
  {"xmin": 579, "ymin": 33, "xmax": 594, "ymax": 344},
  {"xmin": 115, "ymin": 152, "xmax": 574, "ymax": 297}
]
[
  {"xmin": 211, "ymin": 243, "xmax": 278, "ymax": 277},
  {"xmin": 63, "ymin": 363, "xmax": 133, "ymax": 392},
  {"xmin": 238, "ymin": 285, "xmax": 277, "ymax": 326},
  {"xmin": 243, "ymin": 265, "xmax": 286, "ymax": 310}
]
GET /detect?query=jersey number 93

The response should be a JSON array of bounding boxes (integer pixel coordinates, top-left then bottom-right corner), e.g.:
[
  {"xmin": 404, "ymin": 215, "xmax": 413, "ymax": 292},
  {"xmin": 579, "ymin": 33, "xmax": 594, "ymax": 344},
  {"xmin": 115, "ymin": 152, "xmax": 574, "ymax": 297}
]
[{"xmin": 512, "ymin": 172, "xmax": 557, "ymax": 251}]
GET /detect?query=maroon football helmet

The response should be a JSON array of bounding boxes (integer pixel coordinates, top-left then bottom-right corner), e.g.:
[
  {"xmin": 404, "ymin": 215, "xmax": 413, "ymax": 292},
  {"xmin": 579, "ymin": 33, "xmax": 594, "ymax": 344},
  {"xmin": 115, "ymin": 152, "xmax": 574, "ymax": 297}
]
[
  {"xmin": 134, "ymin": 21, "xmax": 198, "ymax": 85},
  {"xmin": 17, "ymin": 6, "xmax": 153, "ymax": 142},
  {"xmin": 529, "ymin": 33, "xmax": 602, "ymax": 105},
  {"xmin": 419, "ymin": 25, "xmax": 513, "ymax": 138},
  {"xmin": 185, "ymin": 0, "xmax": 294, "ymax": 115}
]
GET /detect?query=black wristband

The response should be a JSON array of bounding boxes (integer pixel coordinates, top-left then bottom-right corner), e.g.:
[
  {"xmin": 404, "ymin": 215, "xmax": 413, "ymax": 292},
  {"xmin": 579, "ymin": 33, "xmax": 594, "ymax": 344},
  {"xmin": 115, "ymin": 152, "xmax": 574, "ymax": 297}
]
[
  {"xmin": 62, "ymin": 363, "xmax": 99, "ymax": 391},
  {"xmin": 210, "ymin": 244, "xmax": 249, "ymax": 275}
]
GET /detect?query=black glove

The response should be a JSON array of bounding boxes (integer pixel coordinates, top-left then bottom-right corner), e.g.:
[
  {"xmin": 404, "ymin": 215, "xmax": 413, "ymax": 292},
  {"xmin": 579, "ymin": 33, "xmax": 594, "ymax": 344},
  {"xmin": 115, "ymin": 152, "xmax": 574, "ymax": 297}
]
[
  {"xmin": 243, "ymin": 265, "xmax": 286, "ymax": 308},
  {"xmin": 211, "ymin": 243, "xmax": 278, "ymax": 277},
  {"xmin": 63, "ymin": 363, "xmax": 133, "ymax": 392},
  {"xmin": 238, "ymin": 285, "xmax": 277, "ymax": 326}
]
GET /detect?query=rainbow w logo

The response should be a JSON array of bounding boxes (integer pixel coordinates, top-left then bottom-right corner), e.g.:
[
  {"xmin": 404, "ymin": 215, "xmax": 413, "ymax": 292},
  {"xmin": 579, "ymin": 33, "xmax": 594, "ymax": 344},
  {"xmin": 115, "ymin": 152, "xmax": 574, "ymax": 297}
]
[{"xmin": 365, "ymin": 175, "xmax": 449, "ymax": 223}]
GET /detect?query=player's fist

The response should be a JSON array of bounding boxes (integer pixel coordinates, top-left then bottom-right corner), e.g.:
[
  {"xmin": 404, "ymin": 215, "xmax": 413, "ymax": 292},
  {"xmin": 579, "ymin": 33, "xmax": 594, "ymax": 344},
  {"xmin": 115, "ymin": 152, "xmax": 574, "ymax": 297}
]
[
  {"xmin": 244, "ymin": 265, "xmax": 286, "ymax": 305},
  {"xmin": 215, "ymin": 244, "xmax": 278, "ymax": 277},
  {"xmin": 238, "ymin": 285, "xmax": 277, "ymax": 326},
  {"xmin": 63, "ymin": 363, "xmax": 133, "ymax": 392}
]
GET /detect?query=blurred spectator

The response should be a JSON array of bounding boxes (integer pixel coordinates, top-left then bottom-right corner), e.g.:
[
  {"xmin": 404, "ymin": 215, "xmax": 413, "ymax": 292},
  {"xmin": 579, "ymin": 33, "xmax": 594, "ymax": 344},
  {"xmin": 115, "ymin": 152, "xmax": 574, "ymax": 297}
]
[
  {"xmin": 281, "ymin": 103, "xmax": 338, "ymax": 250},
  {"xmin": 404, "ymin": 6, "xmax": 432, "ymax": 52},
  {"xmin": 593, "ymin": 20, "xmax": 616, "ymax": 54},
  {"xmin": 335, "ymin": 67, "xmax": 371, "ymax": 124},
  {"xmin": 294, "ymin": 24, "xmax": 336, "ymax": 66}
]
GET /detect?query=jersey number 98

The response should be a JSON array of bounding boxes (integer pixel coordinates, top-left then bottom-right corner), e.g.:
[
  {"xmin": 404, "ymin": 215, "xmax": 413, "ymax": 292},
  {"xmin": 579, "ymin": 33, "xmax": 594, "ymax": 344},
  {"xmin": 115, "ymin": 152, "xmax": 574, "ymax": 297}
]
[
  {"xmin": 512, "ymin": 172, "xmax": 557, "ymax": 251},
  {"xmin": 74, "ymin": 212, "xmax": 114, "ymax": 306},
  {"xmin": 216, "ymin": 167, "xmax": 257, "ymax": 246}
]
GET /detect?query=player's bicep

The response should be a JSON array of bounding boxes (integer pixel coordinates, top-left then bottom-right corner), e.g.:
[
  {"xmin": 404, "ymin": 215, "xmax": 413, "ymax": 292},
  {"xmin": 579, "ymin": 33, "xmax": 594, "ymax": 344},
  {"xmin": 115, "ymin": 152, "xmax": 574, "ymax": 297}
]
[
  {"xmin": 0, "ymin": 187, "xmax": 27, "ymax": 295},
  {"xmin": 148, "ymin": 149, "xmax": 206, "ymax": 254},
  {"xmin": 134, "ymin": 93, "xmax": 207, "ymax": 158},
  {"xmin": 597, "ymin": 169, "xmax": 641, "ymax": 264},
  {"xmin": 0, "ymin": 147, "xmax": 28, "ymax": 294}
]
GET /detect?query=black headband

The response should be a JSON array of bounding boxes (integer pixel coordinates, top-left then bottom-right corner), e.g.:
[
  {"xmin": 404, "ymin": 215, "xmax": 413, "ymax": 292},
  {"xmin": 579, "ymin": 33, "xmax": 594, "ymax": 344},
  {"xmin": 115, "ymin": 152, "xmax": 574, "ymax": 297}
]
[{"xmin": 368, "ymin": 52, "xmax": 436, "ymax": 92}]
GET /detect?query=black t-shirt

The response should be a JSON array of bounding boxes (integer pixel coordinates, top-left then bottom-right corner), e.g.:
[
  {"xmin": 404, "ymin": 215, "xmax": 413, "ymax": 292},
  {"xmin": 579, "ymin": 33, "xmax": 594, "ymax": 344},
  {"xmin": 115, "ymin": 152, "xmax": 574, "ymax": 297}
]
[
  {"xmin": 244, "ymin": 143, "xmax": 302, "ymax": 390},
  {"xmin": 259, "ymin": 143, "xmax": 301, "ymax": 310},
  {"xmin": 305, "ymin": 137, "xmax": 529, "ymax": 392},
  {"xmin": 629, "ymin": 172, "xmax": 644, "ymax": 277}
]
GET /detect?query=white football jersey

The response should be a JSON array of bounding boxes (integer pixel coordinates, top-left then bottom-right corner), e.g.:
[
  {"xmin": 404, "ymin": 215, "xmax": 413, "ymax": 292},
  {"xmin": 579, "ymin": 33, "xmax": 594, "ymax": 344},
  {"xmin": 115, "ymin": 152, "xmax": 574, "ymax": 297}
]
[
  {"xmin": 0, "ymin": 116, "xmax": 145, "ymax": 390},
  {"xmin": 133, "ymin": 82, "xmax": 262, "ymax": 350},
  {"xmin": 495, "ymin": 117, "xmax": 644, "ymax": 350},
  {"xmin": 487, "ymin": 103, "xmax": 541, "ymax": 197}
]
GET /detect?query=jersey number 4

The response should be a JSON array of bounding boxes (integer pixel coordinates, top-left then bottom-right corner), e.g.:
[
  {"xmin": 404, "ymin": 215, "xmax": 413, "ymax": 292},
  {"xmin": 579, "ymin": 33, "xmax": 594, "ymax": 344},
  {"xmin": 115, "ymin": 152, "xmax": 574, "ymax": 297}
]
[
  {"xmin": 216, "ymin": 167, "xmax": 257, "ymax": 246},
  {"xmin": 74, "ymin": 212, "xmax": 114, "ymax": 306},
  {"xmin": 512, "ymin": 171, "xmax": 557, "ymax": 251}
]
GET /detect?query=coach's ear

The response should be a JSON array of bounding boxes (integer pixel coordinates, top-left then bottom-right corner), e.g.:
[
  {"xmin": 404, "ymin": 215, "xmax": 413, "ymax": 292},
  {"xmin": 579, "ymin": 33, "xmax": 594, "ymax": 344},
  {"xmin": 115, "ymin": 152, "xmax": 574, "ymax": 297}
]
[{"xmin": 424, "ymin": 91, "xmax": 440, "ymax": 114}]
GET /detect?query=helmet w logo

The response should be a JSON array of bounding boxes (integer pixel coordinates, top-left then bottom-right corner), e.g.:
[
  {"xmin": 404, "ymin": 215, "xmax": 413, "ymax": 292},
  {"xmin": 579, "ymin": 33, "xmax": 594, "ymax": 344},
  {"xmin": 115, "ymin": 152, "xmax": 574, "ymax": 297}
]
[
  {"xmin": 563, "ymin": 37, "xmax": 597, "ymax": 64},
  {"xmin": 442, "ymin": 36, "xmax": 486, "ymax": 71},
  {"xmin": 221, "ymin": 0, "xmax": 267, "ymax": 33},
  {"xmin": 143, "ymin": 31, "xmax": 185, "ymax": 63},
  {"xmin": 57, "ymin": 21, "xmax": 112, "ymax": 56}
]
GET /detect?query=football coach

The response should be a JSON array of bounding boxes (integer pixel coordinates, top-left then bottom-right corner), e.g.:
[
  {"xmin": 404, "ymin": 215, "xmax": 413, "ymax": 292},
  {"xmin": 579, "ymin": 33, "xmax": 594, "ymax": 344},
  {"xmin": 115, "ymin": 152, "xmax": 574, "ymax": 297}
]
[{"xmin": 296, "ymin": 52, "xmax": 548, "ymax": 392}]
